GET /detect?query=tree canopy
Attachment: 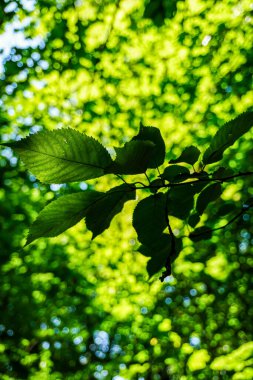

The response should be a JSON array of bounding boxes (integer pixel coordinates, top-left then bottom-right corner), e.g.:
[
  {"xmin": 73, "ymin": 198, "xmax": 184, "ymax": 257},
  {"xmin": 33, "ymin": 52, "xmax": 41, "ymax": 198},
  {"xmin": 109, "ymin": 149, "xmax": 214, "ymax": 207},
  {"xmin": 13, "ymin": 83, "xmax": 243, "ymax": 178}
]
[{"xmin": 0, "ymin": 0, "xmax": 253, "ymax": 379}]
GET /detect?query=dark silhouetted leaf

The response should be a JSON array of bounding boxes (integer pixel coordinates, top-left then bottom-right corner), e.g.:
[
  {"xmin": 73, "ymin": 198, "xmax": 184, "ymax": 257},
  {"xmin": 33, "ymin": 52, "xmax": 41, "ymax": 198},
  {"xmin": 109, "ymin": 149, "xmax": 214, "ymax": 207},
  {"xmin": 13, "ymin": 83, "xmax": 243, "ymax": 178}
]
[
  {"xmin": 149, "ymin": 179, "xmax": 164, "ymax": 193},
  {"xmin": 86, "ymin": 184, "xmax": 136, "ymax": 239},
  {"xmin": 26, "ymin": 191, "xmax": 103, "ymax": 245},
  {"xmin": 147, "ymin": 257, "xmax": 166, "ymax": 278},
  {"xmin": 216, "ymin": 202, "xmax": 237, "ymax": 217},
  {"xmin": 189, "ymin": 171, "xmax": 209, "ymax": 179},
  {"xmin": 188, "ymin": 213, "xmax": 200, "ymax": 228},
  {"xmin": 133, "ymin": 193, "xmax": 167, "ymax": 245},
  {"xmin": 243, "ymin": 197, "xmax": 253, "ymax": 208},
  {"xmin": 106, "ymin": 140, "xmax": 155, "ymax": 174},
  {"xmin": 138, "ymin": 234, "xmax": 172, "ymax": 257},
  {"xmin": 196, "ymin": 183, "xmax": 222, "ymax": 215},
  {"xmin": 169, "ymin": 146, "xmax": 200, "ymax": 165},
  {"xmin": 132, "ymin": 125, "xmax": 166, "ymax": 167},
  {"xmin": 212, "ymin": 167, "xmax": 234, "ymax": 179},
  {"xmin": 3, "ymin": 129, "xmax": 113, "ymax": 183},
  {"xmin": 162, "ymin": 165, "xmax": 190, "ymax": 182},
  {"xmin": 189, "ymin": 226, "xmax": 212, "ymax": 242},
  {"xmin": 138, "ymin": 245, "xmax": 152, "ymax": 257},
  {"xmin": 144, "ymin": 0, "xmax": 179, "ymax": 26},
  {"xmin": 203, "ymin": 112, "xmax": 253, "ymax": 164},
  {"xmin": 167, "ymin": 182, "xmax": 206, "ymax": 219},
  {"xmin": 144, "ymin": 0, "xmax": 165, "ymax": 26},
  {"xmin": 144, "ymin": 236, "xmax": 183, "ymax": 278}
]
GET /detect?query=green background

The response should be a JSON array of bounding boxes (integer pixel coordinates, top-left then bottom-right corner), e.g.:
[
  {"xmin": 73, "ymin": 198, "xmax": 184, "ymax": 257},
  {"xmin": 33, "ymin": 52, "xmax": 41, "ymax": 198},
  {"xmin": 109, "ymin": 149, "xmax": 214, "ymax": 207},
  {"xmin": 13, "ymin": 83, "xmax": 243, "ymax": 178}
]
[{"xmin": 0, "ymin": 0, "xmax": 253, "ymax": 378}]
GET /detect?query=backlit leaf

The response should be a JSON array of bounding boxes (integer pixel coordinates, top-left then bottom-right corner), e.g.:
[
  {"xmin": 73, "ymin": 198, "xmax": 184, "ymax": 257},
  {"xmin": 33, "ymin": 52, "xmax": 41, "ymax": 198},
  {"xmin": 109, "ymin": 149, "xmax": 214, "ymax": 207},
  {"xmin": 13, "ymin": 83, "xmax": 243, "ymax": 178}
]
[
  {"xmin": 203, "ymin": 112, "xmax": 253, "ymax": 164},
  {"xmin": 3, "ymin": 129, "xmax": 113, "ymax": 183},
  {"xmin": 86, "ymin": 184, "xmax": 136, "ymax": 239},
  {"xmin": 26, "ymin": 191, "xmax": 103, "ymax": 245}
]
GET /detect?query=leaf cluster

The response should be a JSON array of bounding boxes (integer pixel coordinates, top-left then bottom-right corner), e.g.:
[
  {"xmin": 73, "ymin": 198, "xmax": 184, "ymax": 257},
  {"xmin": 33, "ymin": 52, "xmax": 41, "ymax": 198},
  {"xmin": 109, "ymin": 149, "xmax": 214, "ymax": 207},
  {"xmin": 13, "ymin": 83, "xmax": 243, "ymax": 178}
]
[{"xmin": 2, "ymin": 112, "xmax": 253, "ymax": 279}]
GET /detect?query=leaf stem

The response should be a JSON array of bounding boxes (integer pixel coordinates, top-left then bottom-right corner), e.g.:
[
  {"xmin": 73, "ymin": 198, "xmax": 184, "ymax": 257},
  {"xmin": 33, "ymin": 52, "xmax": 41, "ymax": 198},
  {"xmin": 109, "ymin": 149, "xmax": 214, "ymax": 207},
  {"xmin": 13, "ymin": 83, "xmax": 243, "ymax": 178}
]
[
  {"xmin": 116, "ymin": 174, "xmax": 133, "ymax": 188},
  {"xmin": 160, "ymin": 191, "xmax": 176, "ymax": 282},
  {"xmin": 144, "ymin": 172, "xmax": 151, "ymax": 185},
  {"xmin": 156, "ymin": 165, "xmax": 162, "ymax": 178},
  {"xmin": 114, "ymin": 174, "xmax": 146, "ymax": 188}
]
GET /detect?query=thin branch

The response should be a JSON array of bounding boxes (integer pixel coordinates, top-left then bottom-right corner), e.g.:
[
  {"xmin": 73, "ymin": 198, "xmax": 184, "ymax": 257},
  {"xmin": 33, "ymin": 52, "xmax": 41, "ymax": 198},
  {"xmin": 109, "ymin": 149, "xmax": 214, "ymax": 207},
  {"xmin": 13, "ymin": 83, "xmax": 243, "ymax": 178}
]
[
  {"xmin": 189, "ymin": 202, "xmax": 253, "ymax": 239},
  {"xmin": 134, "ymin": 171, "xmax": 253, "ymax": 190},
  {"xmin": 115, "ymin": 174, "xmax": 133, "ymax": 187},
  {"xmin": 212, "ymin": 171, "xmax": 253, "ymax": 183},
  {"xmin": 113, "ymin": 176, "xmax": 149, "ymax": 188}
]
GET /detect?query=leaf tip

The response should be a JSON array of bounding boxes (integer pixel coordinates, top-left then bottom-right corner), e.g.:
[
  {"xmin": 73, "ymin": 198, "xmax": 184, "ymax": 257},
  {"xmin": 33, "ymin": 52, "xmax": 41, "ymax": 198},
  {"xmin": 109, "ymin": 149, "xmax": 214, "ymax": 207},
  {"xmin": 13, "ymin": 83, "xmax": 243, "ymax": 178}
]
[
  {"xmin": 91, "ymin": 231, "xmax": 99, "ymax": 240},
  {"xmin": 24, "ymin": 238, "xmax": 32, "ymax": 247}
]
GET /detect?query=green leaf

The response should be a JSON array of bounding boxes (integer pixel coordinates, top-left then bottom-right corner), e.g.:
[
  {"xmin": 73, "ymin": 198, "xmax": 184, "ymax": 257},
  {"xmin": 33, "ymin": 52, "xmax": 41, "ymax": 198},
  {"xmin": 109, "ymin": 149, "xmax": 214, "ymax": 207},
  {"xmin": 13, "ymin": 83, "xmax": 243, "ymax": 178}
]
[
  {"xmin": 167, "ymin": 182, "xmax": 206, "ymax": 219},
  {"xmin": 162, "ymin": 165, "xmax": 190, "ymax": 182},
  {"xmin": 3, "ymin": 129, "xmax": 113, "ymax": 183},
  {"xmin": 203, "ymin": 112, "xmax": 253, "ymax": 165},
  {"xmin": 86, "ymin": 184, "xmax": 136, "ymax": 239},
  {"xmin": 105, "ymin": 140, "xmax": 155, "ymax": 175},
  {"xmin": 133, "ymin": 193, "xmax": 167, "ymax": 245},
  {"xmin": 169, "ymin": 146, "xmax": 200, "ymax": 165},
  {"xmin": 131, "ymin": 125, "xmax": 166, "ymax": 167},
  {"xmin": 189, "ymin": 226, "xmax": 212, "ymax": 242},
  {"xmin": 196, "ymin": 183, "xmax": 222, "ymax": 215},
  {"xmin": 26, "ymin": 184, "xmax": 136, "ymax": 245},
  {"xmin": 26, "ymin": 191, "xmax": 103, "ymax": 245}
]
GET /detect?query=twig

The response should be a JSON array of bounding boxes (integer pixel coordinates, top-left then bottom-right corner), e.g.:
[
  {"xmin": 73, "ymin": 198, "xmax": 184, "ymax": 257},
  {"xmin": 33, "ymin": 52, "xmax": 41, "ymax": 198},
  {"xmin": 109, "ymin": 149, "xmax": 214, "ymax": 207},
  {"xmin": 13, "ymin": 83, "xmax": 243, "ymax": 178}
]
[
  {"xmin": 116, "ymin": 174, "xmax": 133, "ymax": 187},
  {"xmin": 212, "ymin": 171, "xmax": 253, "ymax": 183},
  {"xmin": 189, "ymin": 201, "xmax": 253, "ymax": 239},
  {"xmin": 133, "ymin": 171, "xmax": 253, "ymax": 190}
]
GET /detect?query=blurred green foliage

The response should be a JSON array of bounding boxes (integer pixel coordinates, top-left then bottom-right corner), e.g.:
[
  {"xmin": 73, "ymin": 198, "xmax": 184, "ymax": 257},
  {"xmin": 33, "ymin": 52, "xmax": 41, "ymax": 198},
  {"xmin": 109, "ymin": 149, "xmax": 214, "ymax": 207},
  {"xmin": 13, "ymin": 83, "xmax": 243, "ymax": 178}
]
[{"xmin": 0, "ymin": 0, "xmax": 253, "ymax": 379}]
